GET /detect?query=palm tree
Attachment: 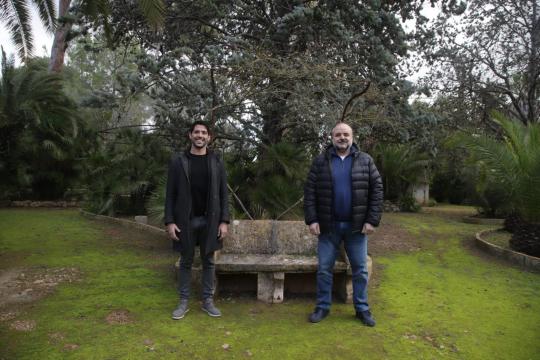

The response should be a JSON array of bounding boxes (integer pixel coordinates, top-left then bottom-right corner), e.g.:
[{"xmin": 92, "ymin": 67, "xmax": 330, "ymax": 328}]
[
  {"xmin": 0, "ymin": 50, "xmax": 80, "ymax": 198},
  {"xmin": 0, "ymin": 0, "xmax": 56, "ymax": 60},
  {"xmin": 225, "ymin": 142, "xmax": 308, "ymax": 219},
  {"xmin": 373, "ymin": 143, "xmax": 430, "ymax": 203},
  {"xmin": 456, "ymin": 112, "xmax": 540, "ymax": 256},
  {"xmin": 1, "ymin": 0, "xmax": 165, "ymax": 70}
]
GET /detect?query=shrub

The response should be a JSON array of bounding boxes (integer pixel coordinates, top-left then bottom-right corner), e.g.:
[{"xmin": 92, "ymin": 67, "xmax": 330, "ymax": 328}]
[{"xmin": 399, "ymin": 194, "xmax": 421, "ymax": 212}]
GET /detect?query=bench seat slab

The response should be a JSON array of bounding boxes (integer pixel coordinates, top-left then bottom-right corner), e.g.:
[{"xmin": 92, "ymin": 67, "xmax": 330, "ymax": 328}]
[{"xmin": 215, "ymin": 254, "xmax": 348, "ymax": 273}]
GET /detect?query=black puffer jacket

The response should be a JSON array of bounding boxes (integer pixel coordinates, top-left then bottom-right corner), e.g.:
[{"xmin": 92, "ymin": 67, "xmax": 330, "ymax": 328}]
[{"xmin": 304, "ymin": 144, "xmax": 383, "ymax": 234}]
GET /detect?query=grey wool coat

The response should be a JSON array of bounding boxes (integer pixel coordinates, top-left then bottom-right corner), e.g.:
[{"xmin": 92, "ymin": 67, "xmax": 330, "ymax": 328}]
[{"xmin": 164, "ymin": 150, "xmax": 230, "ymax": 255}]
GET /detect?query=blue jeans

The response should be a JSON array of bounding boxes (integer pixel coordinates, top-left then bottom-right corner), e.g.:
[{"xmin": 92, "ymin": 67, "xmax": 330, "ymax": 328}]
[{"xmin": 316, "ymin": 222, "xmax": 369, "ymax": 312}]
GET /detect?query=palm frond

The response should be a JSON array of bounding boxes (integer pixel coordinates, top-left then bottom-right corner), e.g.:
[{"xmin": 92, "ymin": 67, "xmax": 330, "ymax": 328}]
[
  {"xmin": 42, "ymin": 139, "xmax": 65, "ymax": 159},
  {"xmin": 146, "ymin": 175, "xmax": 166, "ymax": 223},
  {"xmin": 80, "ymin": 0, "xmax": 112, "ymax": 43},
  {"xmin": 137, "ymin": 0, "xmax": 165, "ymax": 30},
  {"xmin": 373, "ymin": 143, "xmax": 429, "ymax": 200},
  {"xmin": 31, "ymin": 0, "xmax": 56, "ymax": 31},
  {"xmin": 98, "ymin": 197, "xmax": 114, "ymax": 215},
  {"xmin": 455, "ymin": 113, "xmax": 540, "ymax": 222},
  {"xmin": 455, "ymin": 134, "xmax": 518, "ymax": 189},
  {"xmin": 0, "ymin": 0, "xmax": 33, "ymax": 59}
]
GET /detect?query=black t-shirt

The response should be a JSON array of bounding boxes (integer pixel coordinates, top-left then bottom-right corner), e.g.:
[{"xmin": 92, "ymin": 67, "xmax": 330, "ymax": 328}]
[{"xmin": 188, "ymin": 152, "xmax": 209, "ymax": 217}]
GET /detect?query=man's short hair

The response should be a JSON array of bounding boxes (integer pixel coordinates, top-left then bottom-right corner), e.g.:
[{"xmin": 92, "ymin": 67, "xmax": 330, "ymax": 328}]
[
  {"xmin": 331, "ymin": 121, "xmax": 353, "ymax": 135},
  {"xmin": 189, "ymin": 120, "xmax": 211, "ymax": 135}
]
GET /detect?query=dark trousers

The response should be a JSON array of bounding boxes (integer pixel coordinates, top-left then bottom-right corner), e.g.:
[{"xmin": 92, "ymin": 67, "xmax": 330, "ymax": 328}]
[{"xmin": 177, "ymin": 216, "xmax": 215, "ymax": 300}]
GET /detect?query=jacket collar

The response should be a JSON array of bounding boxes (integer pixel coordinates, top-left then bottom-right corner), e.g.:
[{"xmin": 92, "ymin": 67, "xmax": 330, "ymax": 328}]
[
  {"xmin": 325, "ymin": 143, "xmax": 360, "ymax": 158},
  {"xmin": 179, "ymin": 149, "xmax": 216, "ymax": 185},
  {"xmin": 184, "ymin": 147, "xmax": 213, "ymax": 157}
]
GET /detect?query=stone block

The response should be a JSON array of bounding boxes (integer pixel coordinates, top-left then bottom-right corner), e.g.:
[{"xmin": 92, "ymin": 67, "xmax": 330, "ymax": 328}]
[
  {"xmin": 134, "ymin": 215, "xmax": 148, "ymax": 224},
  {"xmin": 273, "ymin": 221, "xmax": 318, "ymax": 255},
  {"xmin": 257, "ymin": 272, "xmax": 284, "ymax": 303},
  {"xmin": 227, "ymin": 220, "xmax": 273, "ymax": 254}
]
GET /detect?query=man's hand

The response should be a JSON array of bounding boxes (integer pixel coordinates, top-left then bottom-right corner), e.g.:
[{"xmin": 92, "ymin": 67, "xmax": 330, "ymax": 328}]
[
  {"xmin": 362, "ymin": 223, "xmax": 375, "ymax": 235},
  {"xmin": 218, "ymin": 223, "xmax": 228, "ymax": 239},
  {"xmin": 167, "ymin": 223, "xmax": 180, "ymax": 241},
  {"xmin": 309, "ymin": 222, "xmax": 320, "ymax": 236}
]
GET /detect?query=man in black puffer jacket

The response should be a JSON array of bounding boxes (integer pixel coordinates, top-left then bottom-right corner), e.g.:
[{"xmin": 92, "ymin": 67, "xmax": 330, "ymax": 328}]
[{"xmin": 304, "ymin": 122, "xmax": 383, "ymax": 326}]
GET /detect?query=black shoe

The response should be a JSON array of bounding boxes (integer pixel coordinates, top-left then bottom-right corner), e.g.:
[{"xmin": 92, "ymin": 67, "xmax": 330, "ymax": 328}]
[
  {"xmin": 356, "ymin": 310, "xmax": 376, "ymax": 327},
  {"xmin": 309, "ymin": 308, "xmax": 329, "ymax": 323}
]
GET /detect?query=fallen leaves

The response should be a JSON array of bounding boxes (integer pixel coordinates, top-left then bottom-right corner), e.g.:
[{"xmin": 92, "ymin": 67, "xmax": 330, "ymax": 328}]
[{"xmin": 9, "ymin": 319, "xmax": 35, "ymax": 331}]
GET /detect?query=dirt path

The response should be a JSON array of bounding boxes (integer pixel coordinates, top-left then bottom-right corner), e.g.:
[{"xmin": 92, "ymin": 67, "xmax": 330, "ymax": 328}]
[
  {"xmin": 0, "ymin": 266, "xmax": 80, "ymax": 330},
  {"xmin": 369, "ymin": 221, "xmax": 421, "ymax": 256}
]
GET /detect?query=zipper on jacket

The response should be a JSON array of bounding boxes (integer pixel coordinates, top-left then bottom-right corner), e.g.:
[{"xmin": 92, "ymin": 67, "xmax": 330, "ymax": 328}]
[{"xmin": 326, "ymin": 152, "xmax": 335, "ymax": 229}]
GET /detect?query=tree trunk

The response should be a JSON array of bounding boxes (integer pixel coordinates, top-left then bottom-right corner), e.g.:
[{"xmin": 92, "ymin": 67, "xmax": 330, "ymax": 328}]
[
  {"xmin": 48, "ymin": 0, "xmax": 72, "ymax": 73},
  {"xmin": 261, "ymin": 96, "xmax": 287, "ymax": 145}
]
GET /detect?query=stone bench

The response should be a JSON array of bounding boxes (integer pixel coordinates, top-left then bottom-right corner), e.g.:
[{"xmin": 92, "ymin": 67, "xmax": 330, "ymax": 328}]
[
  {"xmin": 175, "ymin": 220, "xmax": 373, "ymax": 303},
  {"xmin": 80, "ymin": 211, "xmax": 373, "ymax": 304},
  {"xmin": 213, "ymin": 220, "xmax": 372, "ymax": 303}
]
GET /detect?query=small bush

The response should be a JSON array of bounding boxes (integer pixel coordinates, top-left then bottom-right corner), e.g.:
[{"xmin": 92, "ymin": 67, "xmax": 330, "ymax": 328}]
[{"xmin": 399, "ymin": 194, "xmax": 421, "ymax": 212}]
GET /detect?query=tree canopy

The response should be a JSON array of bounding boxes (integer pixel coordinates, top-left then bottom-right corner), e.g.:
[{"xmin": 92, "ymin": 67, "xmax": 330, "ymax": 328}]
[{"xmin": 423, "ymin": 0, "xmax": 540, "ymax": 125}]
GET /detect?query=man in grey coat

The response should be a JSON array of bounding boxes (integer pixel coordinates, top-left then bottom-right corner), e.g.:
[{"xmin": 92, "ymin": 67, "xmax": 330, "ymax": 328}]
[
  {"xmin": 304, "ymin": 122, "xmax": 383, "ymax": 326},
  {"xmin": 165, "ymin": 121, "xmax": 230, "ymax": 319}
]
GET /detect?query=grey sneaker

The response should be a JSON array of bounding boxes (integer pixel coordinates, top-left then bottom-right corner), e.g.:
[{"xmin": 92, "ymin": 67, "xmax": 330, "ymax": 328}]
[
  {"xmin": 201, "ymin": 298, "xmax": 221, "ymax": 317},
  {"xmin": 172, "ymin": 299, "xmax": 189, "ymax": 320}
]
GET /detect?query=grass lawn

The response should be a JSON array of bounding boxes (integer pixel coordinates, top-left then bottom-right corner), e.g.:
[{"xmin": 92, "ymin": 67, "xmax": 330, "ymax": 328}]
[{"xmin": 1, "ymin": 207, "xmax": 539, "ymax": 359}]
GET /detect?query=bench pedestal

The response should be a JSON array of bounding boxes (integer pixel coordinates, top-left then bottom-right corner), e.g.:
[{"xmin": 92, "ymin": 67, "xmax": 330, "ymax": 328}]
[{"xmin": 257, "ymin": 272, "xmax": 285, "ymax": 303}]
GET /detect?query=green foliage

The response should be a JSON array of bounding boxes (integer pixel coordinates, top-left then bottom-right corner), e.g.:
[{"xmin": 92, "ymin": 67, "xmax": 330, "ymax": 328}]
[
  {"xmin": 80, "ymin": 0, "xmax": 165, "ymax": 31},
  {"xmin": 452, "ymin": 113, "xmax": 540, "ymax": 223},
  {"xmin": 65, "ymin": 34, "xmax": 156, "ymax": 129},
  {"xmin": 52, "ymin": 33, "xmax": 171, "ymax": 214},
  {"xmin": 423, "ymin": 0, "xmax": 539, "ymax": 124},
  {"xmin": 0, "ymin": 53, "xmax": 83, "ymax": 199},
  {"xmin": 372, "ymin": 143, "xmax": 429, "ymax": 202},
  {"xmin": 399, "ymin": 194, "xmax": 421, "ymax": 213},
  {"xmin": 81, "ymin": 129, "xmax": 169, "ymax": 215},
  {"xmin": 430, "ymin": 149, "xmax": 475, "ymax": 205},
  {"xmin": 107, "ymin": 0, "xmax": 442, "ymax": 152},
  {"xmin": 427, "ymin": 198, "xmax": 437, "ymax": 207},
  {"xmin": 472, "ymin": 164, "xmax": 511, "ymax": 218},
  {"xmin": 227, "ymin": 142, "xmax": 308, "ymax": 219},
  {"xmin": 146, "ymin": 175, "xmax": 166, "ymax": 224}
]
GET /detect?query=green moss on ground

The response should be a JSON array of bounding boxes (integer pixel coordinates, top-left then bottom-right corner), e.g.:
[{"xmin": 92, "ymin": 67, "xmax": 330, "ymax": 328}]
[
  {"xmin": 483, "ymin": 230, "xmax": 512, "ymax": 249},
  {"xmin": 0, "ymin": 208, "xmax": 539, "ymax": 359}
]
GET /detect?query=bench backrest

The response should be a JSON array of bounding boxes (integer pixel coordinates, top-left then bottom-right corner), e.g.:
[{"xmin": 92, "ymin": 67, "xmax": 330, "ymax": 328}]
[{"xmin": 224, "ymin": 220, "xmax": 318, "ymax": 256}]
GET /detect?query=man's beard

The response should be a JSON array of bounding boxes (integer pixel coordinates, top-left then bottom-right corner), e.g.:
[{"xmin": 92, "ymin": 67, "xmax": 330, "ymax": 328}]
[
  {"xmin": 334, "ymin": 141, "xmax": 351, "ymax": 151},
  {"xmin": 192, "ymin": 139, "xmax": 208, "ymax": 149}
]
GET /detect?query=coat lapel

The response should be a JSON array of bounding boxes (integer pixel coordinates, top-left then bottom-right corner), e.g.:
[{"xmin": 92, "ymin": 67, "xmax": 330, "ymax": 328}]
[{"xmin": 179, "ymin": 152, "xmax": 190, "ymax": 186}]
